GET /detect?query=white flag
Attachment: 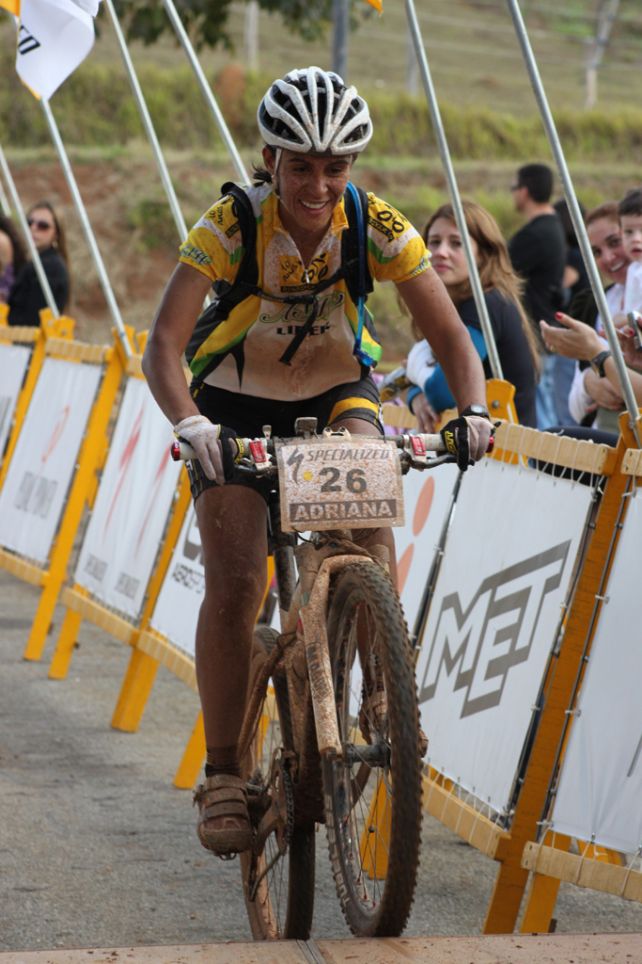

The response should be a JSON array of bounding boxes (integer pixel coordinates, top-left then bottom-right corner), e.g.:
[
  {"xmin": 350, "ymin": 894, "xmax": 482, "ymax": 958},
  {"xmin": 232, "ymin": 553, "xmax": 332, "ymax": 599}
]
[{"xmin": 17, "ymin": 0, "xmax": 102, "ymax": 100}]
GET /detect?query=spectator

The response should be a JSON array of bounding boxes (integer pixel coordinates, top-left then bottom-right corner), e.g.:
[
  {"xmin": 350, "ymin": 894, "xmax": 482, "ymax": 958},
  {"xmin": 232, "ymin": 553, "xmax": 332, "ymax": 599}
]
[
  {"xmin": 548, "ymin": 197, "xmax": 589, "ymax": 426},
  {"xmin": 0, "ymin": 214, "xmax": 26, "ymax": 305},
  {"xmin": 567, "ymin": 202, "xmax": 628, "ymax": 435},
  {"xmin": 554, "ymin": 197, "xmax": 589, "ymax": 307},
  {"xmin": 619, "ymin": 188, "xmax": 642, "ymax": 315},
  {"xmin": 406, "ymin": 200, "xmax": 538, "ymax": 429},
  {"xmin": 508, "ymin": 163, "xmax": 566, "ymax": 429},
  {"xmin": 8, "ymin": 200, "xmax": 70, "ymax": 326}
]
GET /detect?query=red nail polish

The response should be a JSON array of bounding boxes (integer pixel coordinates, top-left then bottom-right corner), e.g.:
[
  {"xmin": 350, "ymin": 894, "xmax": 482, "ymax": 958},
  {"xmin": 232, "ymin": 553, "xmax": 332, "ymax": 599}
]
[{"xmin": 555, "ymin": 312, "xmax": 563, "ymax": 320}]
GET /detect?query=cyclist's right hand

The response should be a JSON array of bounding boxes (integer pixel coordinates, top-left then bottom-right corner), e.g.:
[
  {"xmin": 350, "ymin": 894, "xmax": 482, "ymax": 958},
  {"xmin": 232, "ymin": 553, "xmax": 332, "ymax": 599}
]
[{"xmin": 173, "ymin": 414, "xmax": 225, "ymax": 483}]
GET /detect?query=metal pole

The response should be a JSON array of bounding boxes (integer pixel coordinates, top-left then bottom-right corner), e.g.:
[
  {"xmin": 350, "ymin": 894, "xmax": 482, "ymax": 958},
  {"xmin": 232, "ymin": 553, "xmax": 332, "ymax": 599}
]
[
  {"xmin": 332, "ymin": 0, "xmax": 349, "ymax": 80},
  {"xmin": 104, "ymin": 0, "xmax": 187, "ymax": 240},
  {"xmin": 0, "ymin": 144, "xmax": 59, "ymax": 316},
  {"xmin": 244, "ymin": 1, "xmax": 259, "ymax": 73},
  {"xmin": 161, "ymin": 0, "xmax": 249, "ymax": 184},
  {"xmin": 40, "ymin": 100, "xmax": 131, "ymax": 358},
  {"xmin": 506, "ymin": 0, "xmax": 640, "ymax": 444},
  {"xmin": 406, "ymin": 24, "xmax": 419, "ymax": 96},
  {"xmin": 0, "ymin": 169, "xmax": 11, "ymax": 218},
  {"xmin": 405, "ymin": 0, "xmax": 503, "ymax": 382}
]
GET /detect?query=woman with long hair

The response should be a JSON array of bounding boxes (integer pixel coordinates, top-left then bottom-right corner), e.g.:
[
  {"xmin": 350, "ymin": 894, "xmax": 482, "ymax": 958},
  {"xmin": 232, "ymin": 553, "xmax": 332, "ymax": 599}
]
[
  {"xmin": 406, "ymin": 199, "xmax": 539, "ymax": 428},
  {"xmin": 8, "ymin": 199, "xmax": 70, "ymax": 326}
]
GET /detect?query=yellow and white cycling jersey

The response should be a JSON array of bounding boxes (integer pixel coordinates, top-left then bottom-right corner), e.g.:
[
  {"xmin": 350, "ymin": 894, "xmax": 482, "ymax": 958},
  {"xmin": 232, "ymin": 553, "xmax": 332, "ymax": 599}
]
[{"xmin": 179, "ymin": 182, "xmax": 430, "ymax": 401}]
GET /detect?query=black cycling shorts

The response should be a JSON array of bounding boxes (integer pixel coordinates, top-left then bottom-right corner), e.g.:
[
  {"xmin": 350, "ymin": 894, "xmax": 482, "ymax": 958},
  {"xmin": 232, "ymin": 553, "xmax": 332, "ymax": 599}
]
[{"xmin": 186, "ymin": 375, "xmax": 383, "ymax": 502}]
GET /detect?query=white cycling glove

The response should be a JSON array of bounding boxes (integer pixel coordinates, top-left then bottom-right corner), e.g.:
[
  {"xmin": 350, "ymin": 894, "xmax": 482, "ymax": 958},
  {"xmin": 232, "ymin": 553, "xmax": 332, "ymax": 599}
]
[
  {"xmin": 406, "ymin": 340, "xmax": 436, "ymax": 389},
  {"xmin": 464, "ymin": 415, "xmax": 493, "ymax": 462},
  {"xmin": 173, "ymin": 414, "xmax": 222, "ymax": 482}
]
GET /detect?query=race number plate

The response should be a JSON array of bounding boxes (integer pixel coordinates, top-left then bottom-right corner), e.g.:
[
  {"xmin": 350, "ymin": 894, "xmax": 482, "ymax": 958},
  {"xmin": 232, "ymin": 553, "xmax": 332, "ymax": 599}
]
[{"xmin": 276, "ymin": 437, "xmax": 404, "ymax": 532}]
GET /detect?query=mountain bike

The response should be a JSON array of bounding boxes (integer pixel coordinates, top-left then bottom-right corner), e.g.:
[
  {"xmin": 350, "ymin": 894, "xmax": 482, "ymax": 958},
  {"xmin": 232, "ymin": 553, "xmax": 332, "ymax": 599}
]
[{"xmin": 173, "ymin": 419, "xmax": 456, "ymax": 939}]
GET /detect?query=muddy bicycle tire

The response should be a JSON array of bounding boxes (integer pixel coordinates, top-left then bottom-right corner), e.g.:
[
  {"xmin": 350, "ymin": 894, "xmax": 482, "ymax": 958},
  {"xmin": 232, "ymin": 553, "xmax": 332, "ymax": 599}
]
[
  {"xmin": 240, "ymin": 626, "xmax": 315, "ymax": 940},
  {"xmin": 323, "ymin": 564, "xmax": 422, "ymax": 937}
]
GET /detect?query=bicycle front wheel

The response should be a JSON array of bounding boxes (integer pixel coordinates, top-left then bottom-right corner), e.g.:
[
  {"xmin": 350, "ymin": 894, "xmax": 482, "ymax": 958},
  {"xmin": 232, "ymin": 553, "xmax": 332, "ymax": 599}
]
[
  {"xmin": 323, "ymin": 563, "xmax": 422, "ymax": 937},
  {"xmin": 240, "ymin": 626, "xmax": 315, "ymax": 940}
]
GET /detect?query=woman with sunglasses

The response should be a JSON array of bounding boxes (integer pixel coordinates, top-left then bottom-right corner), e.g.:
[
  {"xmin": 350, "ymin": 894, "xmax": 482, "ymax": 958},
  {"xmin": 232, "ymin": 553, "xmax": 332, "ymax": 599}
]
[{"xmin": 8, "ymin": 200, "xmax": 70, "ymax": 326}]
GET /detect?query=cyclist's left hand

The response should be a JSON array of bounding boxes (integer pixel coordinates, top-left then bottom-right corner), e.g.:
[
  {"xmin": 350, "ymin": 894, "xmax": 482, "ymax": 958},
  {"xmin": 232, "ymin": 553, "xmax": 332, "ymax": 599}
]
[
  {"xmin": 464, "ymin": 415, "xmax": 494, "ymax": 462},
  {"xmin": 440, "ymin": 413, "xmax": 493, "ymax": 470}
]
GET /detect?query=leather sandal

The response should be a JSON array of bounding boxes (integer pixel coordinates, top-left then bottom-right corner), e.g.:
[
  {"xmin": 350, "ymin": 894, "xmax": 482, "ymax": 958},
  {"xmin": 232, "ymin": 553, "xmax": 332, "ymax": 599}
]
[{"xmin": 193, "ymin": 774, "xmax": 252, "ymax": 856}]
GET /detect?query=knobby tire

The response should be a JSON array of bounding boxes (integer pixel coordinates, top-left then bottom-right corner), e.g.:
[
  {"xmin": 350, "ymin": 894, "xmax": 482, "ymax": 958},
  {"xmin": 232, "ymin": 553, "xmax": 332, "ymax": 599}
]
[{"xmin": 323, "ymin": 563, "xmax": 423, "ymax": 937}]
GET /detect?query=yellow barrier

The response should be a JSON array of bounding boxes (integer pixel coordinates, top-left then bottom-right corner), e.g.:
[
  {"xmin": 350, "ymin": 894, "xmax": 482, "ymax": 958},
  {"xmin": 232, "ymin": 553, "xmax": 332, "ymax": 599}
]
[{"xmin": 45, "ymin": 349, "xmax": 194, "ymax": 739}]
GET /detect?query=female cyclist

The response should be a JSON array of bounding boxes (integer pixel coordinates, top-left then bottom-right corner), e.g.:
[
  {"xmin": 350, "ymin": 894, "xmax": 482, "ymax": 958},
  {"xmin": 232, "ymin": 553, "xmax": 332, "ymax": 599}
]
[
  {"xmin": 406, "ymin": 200, "xmax": 539, "ymax": 429},
  {"xmin": 142, "ymin": 67, "xmax": 492, "ymax": 857}
]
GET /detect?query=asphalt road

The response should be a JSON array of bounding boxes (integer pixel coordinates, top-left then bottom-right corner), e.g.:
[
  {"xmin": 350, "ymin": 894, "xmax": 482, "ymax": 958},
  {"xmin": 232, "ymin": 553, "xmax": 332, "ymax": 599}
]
[{"xmin": 1, "ymin": 569, "xmax": 641, "ymax": 953}]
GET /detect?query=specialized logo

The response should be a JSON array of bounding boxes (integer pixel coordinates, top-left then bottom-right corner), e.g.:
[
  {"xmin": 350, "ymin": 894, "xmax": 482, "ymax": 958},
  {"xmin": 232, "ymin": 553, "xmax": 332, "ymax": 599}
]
[{"xmin": 418, "ymin": 541, "xmax": 571, "ymax": 717}]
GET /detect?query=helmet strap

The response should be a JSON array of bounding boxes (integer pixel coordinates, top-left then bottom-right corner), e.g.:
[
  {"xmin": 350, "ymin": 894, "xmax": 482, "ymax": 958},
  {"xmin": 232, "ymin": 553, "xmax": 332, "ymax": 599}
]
[{"xmin": 273, "ymin": 147, "xmax": 283, "ymax": 199}]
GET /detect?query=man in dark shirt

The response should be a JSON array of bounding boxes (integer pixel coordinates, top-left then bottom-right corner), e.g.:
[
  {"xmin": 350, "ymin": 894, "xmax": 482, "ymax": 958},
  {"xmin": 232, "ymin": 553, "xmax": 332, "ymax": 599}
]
[{"xmin": 508, "ymin": 163, "xmax": 567, "ymax": 428}]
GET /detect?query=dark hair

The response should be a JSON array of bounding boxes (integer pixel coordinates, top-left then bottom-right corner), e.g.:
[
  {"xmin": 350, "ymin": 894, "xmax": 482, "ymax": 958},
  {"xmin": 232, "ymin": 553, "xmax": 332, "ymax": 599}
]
[
  {"xmin": 515, "ymin": 163, "xmax": 554, "ymax": 203},
  {"xmin": 553, "ymin": 197, "xmax": 586, "ymax": 247},
  {"xmin": 0, "ymin": 213, "xmax": 27, "ymax": 276},
  {"xmin": 618, "ymin": 188, "xmax": 642, "ymax": 220},
  {"xmin": 585, "ymin": 201, "xmax": 619, "ymax": 228},
  {"xmin": 28, "ymin": 199, "xmax": 68, "ymax": 264}
]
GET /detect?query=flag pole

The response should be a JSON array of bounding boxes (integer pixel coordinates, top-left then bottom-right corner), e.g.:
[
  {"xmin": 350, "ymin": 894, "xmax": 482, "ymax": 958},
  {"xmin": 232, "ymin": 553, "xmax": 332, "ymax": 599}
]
[
  {"xmin": 0, "ymin": 144, "xmax": 59, "ymax": 317},
  {"xmin": 39, "ymin": 99, "xmax": 132, "ymax": 358},
  {"xmin": 404, "ymin": 0, "xmax": 504, "ymax": 384},
  {"xmin": 0, "ymin": 167, "xmax": 11, "ymax": 218},
  {"xmin": 104, "ymin": 0, "xmax": 187, "ymax": 241},
  {"xmin": 505, "ymin": 0, "xmax": 640, "ymax": 445},
  {"xmin": 161, "ymin": 0, "xmax": 250, "ymax": 184}
]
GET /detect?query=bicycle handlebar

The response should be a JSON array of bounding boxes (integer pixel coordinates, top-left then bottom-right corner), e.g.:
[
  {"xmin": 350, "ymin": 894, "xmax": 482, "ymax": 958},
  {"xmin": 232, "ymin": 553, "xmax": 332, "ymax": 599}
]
[{"xmin": 170, "ymin": 430, "xmax": 450, "ymax": 470}]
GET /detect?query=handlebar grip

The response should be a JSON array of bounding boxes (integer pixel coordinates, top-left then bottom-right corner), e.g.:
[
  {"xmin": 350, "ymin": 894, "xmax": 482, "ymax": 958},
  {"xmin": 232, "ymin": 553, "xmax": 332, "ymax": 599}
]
[{"xmin": 170, "ymin": 439, "xmax": 196, "ymax": 461}]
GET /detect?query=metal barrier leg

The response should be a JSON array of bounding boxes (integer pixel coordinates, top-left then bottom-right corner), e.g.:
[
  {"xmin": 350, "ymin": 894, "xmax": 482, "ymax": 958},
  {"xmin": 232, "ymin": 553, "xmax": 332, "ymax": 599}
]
[
  {"xmin": 174, "ymin": 712, "xmax": 206, "ymax": 789},
  {"xmin": 48, "ymin": 607, "xmax": 83, "ymax": 680},
  {"xmin": 111, "ymin": 647, "xmax": 159, "ymax": 732}
]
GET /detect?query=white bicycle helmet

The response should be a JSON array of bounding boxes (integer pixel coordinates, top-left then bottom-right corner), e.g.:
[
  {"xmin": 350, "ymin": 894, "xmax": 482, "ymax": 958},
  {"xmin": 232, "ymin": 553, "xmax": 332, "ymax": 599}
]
[{"xmin": 257, "ymin": 67, "xmax": 373, "ymax": 156}]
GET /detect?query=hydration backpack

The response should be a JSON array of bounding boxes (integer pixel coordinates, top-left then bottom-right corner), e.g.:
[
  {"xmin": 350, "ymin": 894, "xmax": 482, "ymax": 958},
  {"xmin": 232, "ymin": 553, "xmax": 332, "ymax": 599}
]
[{"xmin": 185, "ymin": 181, "xmax": 377, "ymax": 383}]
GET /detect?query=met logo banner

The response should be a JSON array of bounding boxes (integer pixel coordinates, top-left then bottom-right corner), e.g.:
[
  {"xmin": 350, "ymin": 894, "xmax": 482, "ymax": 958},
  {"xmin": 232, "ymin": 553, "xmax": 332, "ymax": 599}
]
[{"xmin": 415, "ymin": 458, "xmax": 593, "ymax": 816}]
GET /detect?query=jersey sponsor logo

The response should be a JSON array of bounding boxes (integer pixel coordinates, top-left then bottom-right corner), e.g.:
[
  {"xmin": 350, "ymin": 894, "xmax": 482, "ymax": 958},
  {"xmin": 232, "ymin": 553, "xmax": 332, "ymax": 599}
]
[
  {"xmin": 368, "ymin": 204, "xmax": 409, "ymax": 243},
  {"xmin": 418, "ymin": 541, "xmax": 571, "ymax": 717},
  {"xmin": 279, "ymin": 253, "xmax": 330, "ymax": 289},
  {"xmin": 258, "ymin": 290, "xmax": 343, "ymax": 330},
  {"xmin": 180, "ymin": 243, "xmax": 212, "ymax": 267}
]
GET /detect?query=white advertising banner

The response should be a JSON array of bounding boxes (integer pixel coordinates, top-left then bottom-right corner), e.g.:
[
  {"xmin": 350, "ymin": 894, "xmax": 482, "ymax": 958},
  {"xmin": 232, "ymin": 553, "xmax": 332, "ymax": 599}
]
[
  {"xmin": 551, "ymin": 490, "xmax": 642, "ymax": 854},
  {"xmin": 395, "ymin": 462, "xmax": 459, "ymax": 631},
  {"xmin": 0, "ymin": 343, "xmax": 30, "ymax": 461},
  {"xmin": 0, "ymin": 357, "xmax": 101, "ymax": 564},
  {"xmin": 73, "ymin": 378, "xmax": 182, "ymax": 619},
  {"xmin": 150, "ymin": 505, "xmax": 202, "ymax": 659},
  {"xmin": 416, "ymin": 458, "xmax": 593, "ymax": 816}
]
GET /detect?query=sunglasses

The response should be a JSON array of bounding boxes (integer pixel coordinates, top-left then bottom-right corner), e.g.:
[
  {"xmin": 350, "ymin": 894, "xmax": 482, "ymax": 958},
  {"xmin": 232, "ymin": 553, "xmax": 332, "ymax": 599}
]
[{"xmin": 28, "ymin": 217, "xmax": 55, "ymax": 231}]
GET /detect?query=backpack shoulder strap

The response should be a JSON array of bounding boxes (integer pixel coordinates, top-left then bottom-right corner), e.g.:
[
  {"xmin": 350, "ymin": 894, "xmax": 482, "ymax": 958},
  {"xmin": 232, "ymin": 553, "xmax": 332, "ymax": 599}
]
[
  {"xmin": 342, "ymin": 182, "xmax": 373, "ymax": 305},
  {"xmin": 217, "ymin": 181, "xmax": 258, "ymax": 300},
  {"xmin": 184, "ymin": 183, "xmax": 258, "ymax": 374}
]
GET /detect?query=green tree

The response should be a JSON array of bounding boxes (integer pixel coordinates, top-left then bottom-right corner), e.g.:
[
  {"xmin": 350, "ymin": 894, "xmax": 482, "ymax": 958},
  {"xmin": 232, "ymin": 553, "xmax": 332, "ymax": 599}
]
[{"xmin": 112, "ymin": 0, "xmax": 338, "ymax": 49}]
